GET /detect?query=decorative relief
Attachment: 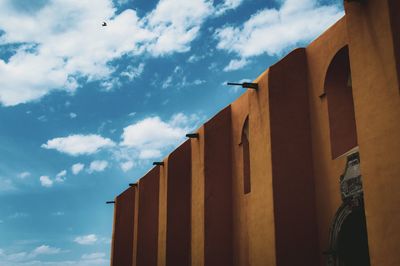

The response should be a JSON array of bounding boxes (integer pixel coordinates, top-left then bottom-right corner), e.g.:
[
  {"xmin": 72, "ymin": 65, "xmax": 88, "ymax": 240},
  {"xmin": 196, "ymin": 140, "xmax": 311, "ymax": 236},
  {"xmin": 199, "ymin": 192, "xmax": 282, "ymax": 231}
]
[
  {"xmin": 340, "ymin": 152, "xmax": 363, "ymax": 200},
  {"xmin": 326, "ymin": 152, "xmax": 365, "ymax": 266}
]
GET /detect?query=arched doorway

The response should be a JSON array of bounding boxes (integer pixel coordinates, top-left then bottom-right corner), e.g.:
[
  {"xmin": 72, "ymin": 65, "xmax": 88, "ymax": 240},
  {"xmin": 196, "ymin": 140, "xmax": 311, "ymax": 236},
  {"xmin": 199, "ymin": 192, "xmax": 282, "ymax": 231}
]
[
  {"xmin": 325, "ymin": 153, "xmax": 371, "ymax": 266},
  {"xmin": 336, "ymin": 202, "xmax": 370, "ymax": 265}
]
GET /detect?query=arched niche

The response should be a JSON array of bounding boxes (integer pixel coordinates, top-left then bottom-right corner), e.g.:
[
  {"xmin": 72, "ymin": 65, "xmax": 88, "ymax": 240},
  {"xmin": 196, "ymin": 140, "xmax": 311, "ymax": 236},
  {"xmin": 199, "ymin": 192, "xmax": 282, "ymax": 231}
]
[
  {"xmin": 325, "ymin": 46, "xmax": 358, "ymax": 159},
  {"xmin": 240, "ymin": 116, "xmax": 250, "ymax": 194}
]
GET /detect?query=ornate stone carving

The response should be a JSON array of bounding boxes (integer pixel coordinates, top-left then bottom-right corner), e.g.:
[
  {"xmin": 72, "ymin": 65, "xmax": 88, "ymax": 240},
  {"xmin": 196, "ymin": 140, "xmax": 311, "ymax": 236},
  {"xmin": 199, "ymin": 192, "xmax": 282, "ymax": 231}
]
[{"xmin": 326, "ymin": 152, "xmax": 366, "ymax": 266}]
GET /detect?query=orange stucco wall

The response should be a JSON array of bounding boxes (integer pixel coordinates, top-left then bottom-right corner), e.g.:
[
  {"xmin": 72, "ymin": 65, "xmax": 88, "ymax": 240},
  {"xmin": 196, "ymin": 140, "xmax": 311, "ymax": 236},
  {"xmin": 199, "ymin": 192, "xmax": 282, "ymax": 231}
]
[
  {"xmin": 166, "ymin": 140, "xmax": 191, "ymax": 266},
  {"xmin": 306, "ymin": 17, "xmax": 350, "ymax": 265},
  {"xmin": 136, "ymin": 167, "xmax": 160, "ymax": 266},
  {"xmin": 230, "ymin": 92, "xmax": 250, "ymax": 266},
  {"xmin": 111, "ymin": 0, "xmax": 400, "ymax": 265},
  {"xmin": 190, "ymin": 127, "xmax": 205, "ymax": 266},
  {"xmin": 203, "ymin": 107, "xmax": 233, "ymax": 266},
  {"xmin": 269, "ymin": 48, "xmax": 319, "ymax": 265},
  {"xmin": 110, "ymin": 187, "xmax": 136, "ymax": 266},
  {"xmin": 345, "ymin": 1, "xmax": 400, "ymax": 265},
  {"xmin": 157, "ymin": 157, "xmax": 167, "ymax": 266}
]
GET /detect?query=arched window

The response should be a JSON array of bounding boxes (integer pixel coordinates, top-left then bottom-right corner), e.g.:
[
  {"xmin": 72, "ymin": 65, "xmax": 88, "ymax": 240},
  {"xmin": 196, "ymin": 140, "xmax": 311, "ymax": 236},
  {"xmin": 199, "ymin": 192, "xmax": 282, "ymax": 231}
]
[
  {"xmin": 241, "ymin": 117, "xmax": 251, "ymax": 194},
  {"xmin": 325, "ymin": 46, "xmax": 358, "ymax": 159}
]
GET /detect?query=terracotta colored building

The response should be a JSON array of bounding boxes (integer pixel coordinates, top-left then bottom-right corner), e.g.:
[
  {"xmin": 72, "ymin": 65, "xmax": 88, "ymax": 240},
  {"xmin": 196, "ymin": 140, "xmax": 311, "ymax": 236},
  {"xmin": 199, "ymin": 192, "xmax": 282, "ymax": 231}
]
[{"xmin": 110, "ymin": 0, "xmax": 400, "ymax": 265}]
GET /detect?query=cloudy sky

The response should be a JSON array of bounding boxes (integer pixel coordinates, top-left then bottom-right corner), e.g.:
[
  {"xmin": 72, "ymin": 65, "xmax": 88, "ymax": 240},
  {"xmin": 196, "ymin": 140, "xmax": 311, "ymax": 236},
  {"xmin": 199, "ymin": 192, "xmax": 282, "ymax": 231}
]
[{"xmin": 0, "ymin": 0, "xmax": 343, "ymax": 264}]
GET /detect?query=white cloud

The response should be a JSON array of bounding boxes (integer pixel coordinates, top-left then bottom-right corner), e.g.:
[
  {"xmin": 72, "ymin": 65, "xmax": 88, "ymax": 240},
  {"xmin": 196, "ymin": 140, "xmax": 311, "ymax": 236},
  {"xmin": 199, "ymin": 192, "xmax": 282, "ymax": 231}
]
[
  {"xmin": 71, "ymin": 163, "xmax": 85, "ymax": 175},
  {"xmin": 74, "ymin": 234, "xmax": 97, "ymax": 245},
  {"xmin": 100, "ymin": 77, "xmax": 121, "ymax": 91},
  {"xmin": 173, "ymin": 66, "xmax": 182, "ymax": 74},
  {"xmin": 215, "ymin": 0, "xmax": 244, "ymax": 16},
  {"xmin": 161, "ymin": 75, "xmax": 173, "ymax": 89},
  {"xmin": 121, "ymin": 63, "xmax": 145, "ymax": 81},
  {"xmin": 0, "ymin": 258, "xmax": 109, "ymax": 266},
  {"xmin": 176, "ymin": 76, "xmax": 191, "ymax": 88},
  {"xmin": 173, "ymin": 113, "xmax": 203, "ymax": 127},
  {"xmin": 145, "ymin": 0, "xmax": 213, "ymax": 56},
  {"xmin": 41, "ymin": 134, "xmax": 115, "ymax": 156},
  {"xmin": 116, "ymin": 0, "xmax": 129, "ymax": 5},
  {"xmin": 40, "ymin": 175, "xmax": 53, "ymax": 187},
  {"xmin": 88, "ymin": 160, "xmax": 108, "ymax": 173},
  {"xmin": 69, "ymin": 112, "xmax": 77, "ymax": 119},
  {"xmin": 81, "ymin": 253, "xmax": 105, "ymax": 260},
  {"xmin": 214, "ymin": 0, "xmax": 343, "ymax": 58},
  {"xmin": 121, "ymin": 116, "xmax": 185, "ymax": 149},
  {"xmin": 3, "ymin": 251, "xmax": 29, "ymax": 262},
  {"xmin": 120, "ymin": 113, "xmax": 201, "ymax": 161},
  {"xmin": 0, "ymin": 245, "xmax": 66, "ymax": 265},
  {"xmin": 187, "ymin": 54, "xmax": 204, "ymax": 63},
  {"xmin": 161, "ymin": 68, "xmax": 205, "ymax": 89},
  {"xmin": 0, "ymin": 178, "xmax": 16, "ymax": 192},
  {"xmin": 208, "ymin": 62, "xmax": 218, "ymax": 71},
  {"xmin": 223, "ymin": 58, "xmax": 250, "ymax": 71},
  {"xmin": 0, "ymin": 0, "xmax": 214, "ymax": 106},
  {"xmin": 40, "ymin": 113, "xmax": 201, "ymax": 173},
  {"xmin": 120, "ymin": 161, "xmax": 134, "ymax": 172},
  {"xmin": 55, "ymin": 170, "xmax": 67, "ymax": 183},
  {"xmin": 139, "ymin": 149, "xmax": 162, "ymax": 159},
  {"xmin": 193, "ymin": 79, "xmax": 206, "ymax": 85},
  {"xmin": 52, "ymin": 211, "xmax": 65, "ymax": 216},
  {"xmin": 18, "ymin": 171, "xmax": 31, "ymax": 179},
  {"xmin": 31, "ymin": 245, "xmax": 60, "ymax": 256},
  {"xmin": 0, "ymin": 1, "xmax": 150, "ymax": 106},
  {"xmin": 37, "ymin": 115, "xmax": 47, "ymax": 122}
]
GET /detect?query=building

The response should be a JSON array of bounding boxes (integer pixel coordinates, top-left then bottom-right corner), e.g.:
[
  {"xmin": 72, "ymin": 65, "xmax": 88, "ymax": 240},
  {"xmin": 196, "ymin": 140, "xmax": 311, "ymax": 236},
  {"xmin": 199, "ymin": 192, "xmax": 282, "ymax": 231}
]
[{"xmin": 109, "ymin": 0, "xmax": 400, "ymax": 265}]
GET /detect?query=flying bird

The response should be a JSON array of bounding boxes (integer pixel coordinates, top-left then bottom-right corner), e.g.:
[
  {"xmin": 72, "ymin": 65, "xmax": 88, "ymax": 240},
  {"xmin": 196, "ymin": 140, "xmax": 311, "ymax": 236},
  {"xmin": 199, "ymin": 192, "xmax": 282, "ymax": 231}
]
[{"xmin": 102, "ymin": 22, "xmax": 107, "ymax": 27}]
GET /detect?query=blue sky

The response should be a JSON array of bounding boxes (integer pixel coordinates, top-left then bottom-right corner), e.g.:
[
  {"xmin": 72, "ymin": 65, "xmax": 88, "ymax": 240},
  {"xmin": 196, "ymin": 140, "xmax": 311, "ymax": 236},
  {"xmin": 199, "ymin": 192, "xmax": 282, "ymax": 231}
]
[{"xmin": 0, "ymin": 0, "xmax": 343, "ymax": 265}]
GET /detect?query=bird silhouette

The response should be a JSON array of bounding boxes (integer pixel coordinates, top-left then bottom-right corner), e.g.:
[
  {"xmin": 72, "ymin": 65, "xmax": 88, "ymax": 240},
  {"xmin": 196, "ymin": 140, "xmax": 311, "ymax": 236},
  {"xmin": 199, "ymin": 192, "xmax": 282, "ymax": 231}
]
[{"xmin": 102, "ymin": 22, "xmax": 107, "ymax": 27}]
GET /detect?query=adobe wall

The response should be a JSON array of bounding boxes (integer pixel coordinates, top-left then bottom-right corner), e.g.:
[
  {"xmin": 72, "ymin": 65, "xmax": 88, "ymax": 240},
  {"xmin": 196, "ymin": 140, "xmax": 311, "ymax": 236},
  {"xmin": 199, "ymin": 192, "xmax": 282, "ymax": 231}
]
[
  {"xmin": 203, "ymin": 106, "xmax": 233, "ymax": 266},
  {"xmin": 268, "ymin": 48, "xmax": 319, "ymax": 265},
  {"xmin": 230, "ymin": 92, "xmax": 250, "ymax": 266},
  {"xmin": 166, "ymin": 140, "xmax": 191, "ymax": 266},
  {"xmin": 152, "ymin": 140, "xmax": 193, "ymax": 266},
  {"xmin": 110, "ymin": 187, "xmax": 136, "ymax": 266},
  {"xmin": 345, "ymin": 0, "xmax": 400, "ymax": 265},
  {"xmin": 155, "ymin": 107, "xmax": 237, "ymax": 266},
  {"xmin": 136, "ymin": 167, "xmax": 160, "ymax": 266},
  {"xmin": 157, "ymin": 157, "xmax": 167, "ymax": 266},
  {"xmin": 132, "ymin": 184, "xmax": 139, "ymax": 266},
  {"xmin": 110, "ymin": 1, "xmax": 400, "ymax": 265},
  {"xmin": 306, "ymin": 17, "xmax": 350, "ymax": 265},
  {"xmin": 247, "ymin": 69, "xmax": 277, "ymax": 266},
  {"xmin": 191, "ymin": 126, "xmax": 205, "ymax": 266}
]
